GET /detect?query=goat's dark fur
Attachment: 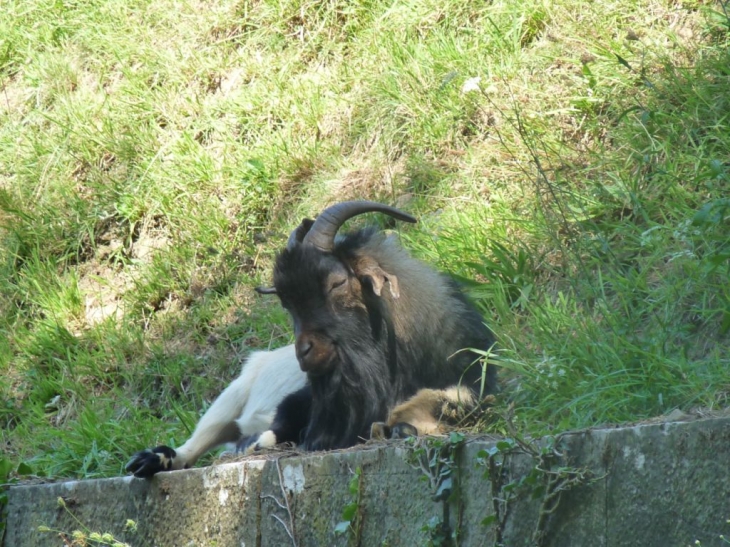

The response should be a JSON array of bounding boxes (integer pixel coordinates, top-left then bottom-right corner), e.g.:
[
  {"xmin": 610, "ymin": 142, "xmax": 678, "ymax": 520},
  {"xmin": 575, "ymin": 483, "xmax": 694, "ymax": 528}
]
[{"xmin": 249, "ymin": 218, "xmax": 497, "ymax": 452}]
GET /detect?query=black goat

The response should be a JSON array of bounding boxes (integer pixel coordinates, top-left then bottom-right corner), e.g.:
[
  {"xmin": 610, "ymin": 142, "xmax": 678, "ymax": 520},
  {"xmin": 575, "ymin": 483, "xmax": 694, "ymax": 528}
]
[{"xmin": 242, "ymin": 201, "xmax": 497, "ymax": 453}]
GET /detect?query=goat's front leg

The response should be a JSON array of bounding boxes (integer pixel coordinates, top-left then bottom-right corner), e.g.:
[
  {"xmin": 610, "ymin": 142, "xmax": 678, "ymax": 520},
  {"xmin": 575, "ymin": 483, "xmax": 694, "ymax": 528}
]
[{"xmin": 126, "ymin": 372, "xmax": 250, "ymax": 478}]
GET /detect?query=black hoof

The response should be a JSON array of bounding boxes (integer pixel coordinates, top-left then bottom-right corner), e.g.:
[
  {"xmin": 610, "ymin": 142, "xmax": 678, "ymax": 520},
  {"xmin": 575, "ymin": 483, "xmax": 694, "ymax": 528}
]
[
  {"xmin": 236, "ymin": 435, "xmax": 257, "ymax": 454},
  {"xmin": 125, "ymin": 446, "xmax": 176, "ymax": 478},
  {"xmin": 370, "ymin": 422, "xmax": 418, "ymax": 440}
]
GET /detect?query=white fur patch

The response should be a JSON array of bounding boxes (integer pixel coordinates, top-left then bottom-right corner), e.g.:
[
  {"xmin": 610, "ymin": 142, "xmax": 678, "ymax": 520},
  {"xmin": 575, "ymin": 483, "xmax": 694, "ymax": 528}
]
[{"xmin": 256, "ymin": 430, "xmax": 277, "ymax": 449}]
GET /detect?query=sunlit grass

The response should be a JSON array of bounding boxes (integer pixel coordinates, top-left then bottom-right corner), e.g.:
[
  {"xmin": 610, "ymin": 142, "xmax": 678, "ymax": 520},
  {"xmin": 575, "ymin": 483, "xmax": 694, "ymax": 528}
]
[{"xmin": 1, "ymin": 0, "xmax": 728, "ymax": 479}]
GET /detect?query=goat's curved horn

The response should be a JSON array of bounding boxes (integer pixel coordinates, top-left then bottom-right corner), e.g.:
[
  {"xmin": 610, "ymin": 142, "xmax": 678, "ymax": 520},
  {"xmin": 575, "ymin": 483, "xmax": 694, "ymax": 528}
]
[{"xmin": 302, "ymin": 201, "xmax": 417, "ymax": 252}]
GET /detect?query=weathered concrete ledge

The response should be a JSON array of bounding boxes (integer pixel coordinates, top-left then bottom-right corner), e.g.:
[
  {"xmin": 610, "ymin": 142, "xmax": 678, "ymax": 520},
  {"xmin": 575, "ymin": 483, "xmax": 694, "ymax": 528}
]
[{"xmin": 4, "ymin": 415, "xmax": 730, "ymax": 546}]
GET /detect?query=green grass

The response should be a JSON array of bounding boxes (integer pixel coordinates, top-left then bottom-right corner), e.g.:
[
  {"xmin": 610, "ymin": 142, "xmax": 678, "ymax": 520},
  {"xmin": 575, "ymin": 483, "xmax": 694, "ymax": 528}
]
[{"xmin": 1, "ymin": 0, "xmax": 728, "ymax": 481}]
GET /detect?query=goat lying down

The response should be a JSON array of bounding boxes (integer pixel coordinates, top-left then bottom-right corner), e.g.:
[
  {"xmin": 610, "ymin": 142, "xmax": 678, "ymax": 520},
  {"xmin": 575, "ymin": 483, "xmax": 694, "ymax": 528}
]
[
  {"xmin": 127, "ymin": 201, "xmax": 496, "ymax": 477},
  {"xmin": 240, "ymin": 200, "xmax": 498, "ymax": 454},
  {"xmin": 126, "ymin": 359, "xmax": 481, "ymax": 478},
  {"xmin": 125, "ymin": 344, "xmax": 306, "ymax": 478}
]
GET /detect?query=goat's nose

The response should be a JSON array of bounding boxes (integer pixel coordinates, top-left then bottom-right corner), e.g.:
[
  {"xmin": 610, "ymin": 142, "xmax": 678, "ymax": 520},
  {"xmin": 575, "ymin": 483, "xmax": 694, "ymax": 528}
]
[{"xmin": 296, "ymin": 338, "xmax": 312, "ymax": 361}]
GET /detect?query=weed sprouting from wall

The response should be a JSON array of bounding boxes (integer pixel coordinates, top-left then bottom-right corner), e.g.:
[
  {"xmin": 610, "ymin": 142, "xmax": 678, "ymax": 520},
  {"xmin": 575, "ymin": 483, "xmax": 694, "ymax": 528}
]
[
  {"xmin": 38, "ymin": 497, "xmax": 136, "ymax": 547},
  {"xmin": 405, "ymin": 432, "xmax": 466, "ymax": 547},
  {"xmin": 334, "ymin": 466, "xmax": 364, "ymax": 547},
  {"xmin": 476, "ymin": 412, "xmax": 594, "ymax": 546}
]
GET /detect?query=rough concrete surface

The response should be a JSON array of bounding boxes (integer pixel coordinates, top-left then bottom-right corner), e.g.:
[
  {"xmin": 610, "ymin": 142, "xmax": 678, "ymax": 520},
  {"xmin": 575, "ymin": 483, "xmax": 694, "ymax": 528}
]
[{"xmin": 3, "ymin": 415, "xmax": 730, "ymax": 546}]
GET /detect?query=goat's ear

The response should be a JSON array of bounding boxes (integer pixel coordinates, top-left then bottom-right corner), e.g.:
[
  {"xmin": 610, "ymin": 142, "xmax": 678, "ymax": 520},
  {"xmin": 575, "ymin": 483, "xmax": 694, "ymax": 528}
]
[
  {"xmin": 287, "ymin": 218, "xmax": 315, "ymax": 249},
  {"xmin": 355, "ymin": 258, "xmax": 400, "ymax": 299},
  {"xmin": 255, "ymin": 286, "xmax": 277, "ymax": 295}
]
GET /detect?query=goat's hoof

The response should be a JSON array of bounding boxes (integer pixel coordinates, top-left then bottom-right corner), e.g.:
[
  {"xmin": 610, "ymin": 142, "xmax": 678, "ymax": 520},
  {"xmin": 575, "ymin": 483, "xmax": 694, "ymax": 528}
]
[
  {"xmin": 390, "ymin": 422, "xmax": 419, "ymax": 439},
  {"xmin": 218, "ymin": 449, "xmax": 236, "ymax": 460},
  {"xmin": 370, "ymin": 422, "xmax": 391, "ymax": 440},
  {"xmin": 371, "ymin": 422, "xmax": 418, "ymax": 440},
  {"xmin": 236, "ymin": 430, "xmax": 277, "ymax": 455},
  {"xmin": 125, "ymin": 446, "xmax": 176, "ymax": 479},
  {"xmin": 236, "ymin": 435, "xmax": 257, "ymax": 455}
]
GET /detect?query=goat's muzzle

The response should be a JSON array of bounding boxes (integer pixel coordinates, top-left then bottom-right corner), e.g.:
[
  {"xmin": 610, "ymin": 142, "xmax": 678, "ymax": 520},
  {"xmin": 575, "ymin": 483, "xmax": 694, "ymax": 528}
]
[{"xmin": 295, "ymin": 333, "xmax": 336, "ymax": 376}]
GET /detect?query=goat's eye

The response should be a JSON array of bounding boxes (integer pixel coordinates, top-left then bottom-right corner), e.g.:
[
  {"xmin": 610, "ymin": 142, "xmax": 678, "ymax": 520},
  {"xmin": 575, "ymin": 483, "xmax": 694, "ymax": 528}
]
[{"xmin": 329, "ymin": 278, "xmax": 347, "ymax": 292}]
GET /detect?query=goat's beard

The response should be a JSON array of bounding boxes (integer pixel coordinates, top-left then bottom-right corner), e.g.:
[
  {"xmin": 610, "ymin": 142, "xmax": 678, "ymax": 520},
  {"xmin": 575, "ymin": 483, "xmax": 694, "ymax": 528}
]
[{"xmin": 301, "ymin": 338, "xmax": 395, "ymax": 451}]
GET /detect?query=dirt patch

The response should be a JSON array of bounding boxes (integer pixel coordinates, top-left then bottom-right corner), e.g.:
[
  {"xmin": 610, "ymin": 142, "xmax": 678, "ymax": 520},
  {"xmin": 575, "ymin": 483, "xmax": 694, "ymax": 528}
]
[
  {"xmin": 130, "ymin": 226, "xmax": 170, "ymax": 261},
  {"xmin": 328, "ymin": 156, "xmax": 407, "ymax": 202},
  {"xmin": 0, "ymin": 76, "xmax": 30, "ymax": 118},
  {"xmin": 72, "ymin": 220, "xmax": 170, "ymax": 331},
  {"xmin": 75, "ymin": 262, "xmax": 133, "ymax": 329}
]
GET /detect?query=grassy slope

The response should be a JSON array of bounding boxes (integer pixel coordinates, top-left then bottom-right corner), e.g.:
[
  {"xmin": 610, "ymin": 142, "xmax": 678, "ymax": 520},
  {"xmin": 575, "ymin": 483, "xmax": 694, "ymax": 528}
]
[{"xmin": 1, "ymin": 0, "xmax": 728, "ymax": 480}]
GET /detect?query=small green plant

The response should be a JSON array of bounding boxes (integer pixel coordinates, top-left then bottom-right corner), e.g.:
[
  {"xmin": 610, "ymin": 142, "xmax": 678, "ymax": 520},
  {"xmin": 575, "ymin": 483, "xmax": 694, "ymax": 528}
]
[
  {"xmin": 38, "ymin": 497, "xmax": 136, "ymax": 547},
  {"xmin": 420, "ymin": 515, "xmax": 452, "ymax": 547},
  {"xmin": 476, "ymin": 413, "xmax": 592, "ymax": 547},
  {"xmin": 0, "ymin": 457, "xmax": 46, "ymax": 536},
  {"xmin": 0, "ymin": 457, "xmax": 12, "ymax": 536},
  {"xmin": 464, "ymin": 240, "xmax": 536, "ymax": 311},
  {"xmin": 692, "ymin": 198, "xmax": 730, "ymax": 274},
  {"xmin": 334, "ymin": 466, "xmax": 364, "ymax": 546},
  {"xmin": 405, "ymin": 432, "xmax": 466, "ymax": 547}
]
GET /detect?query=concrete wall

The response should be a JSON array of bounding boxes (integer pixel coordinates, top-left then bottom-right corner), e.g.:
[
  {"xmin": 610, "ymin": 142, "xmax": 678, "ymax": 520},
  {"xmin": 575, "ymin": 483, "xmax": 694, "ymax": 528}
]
[{"xmin": 4, "ymin": 415, "xmax": 730, "ymax": 546}]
